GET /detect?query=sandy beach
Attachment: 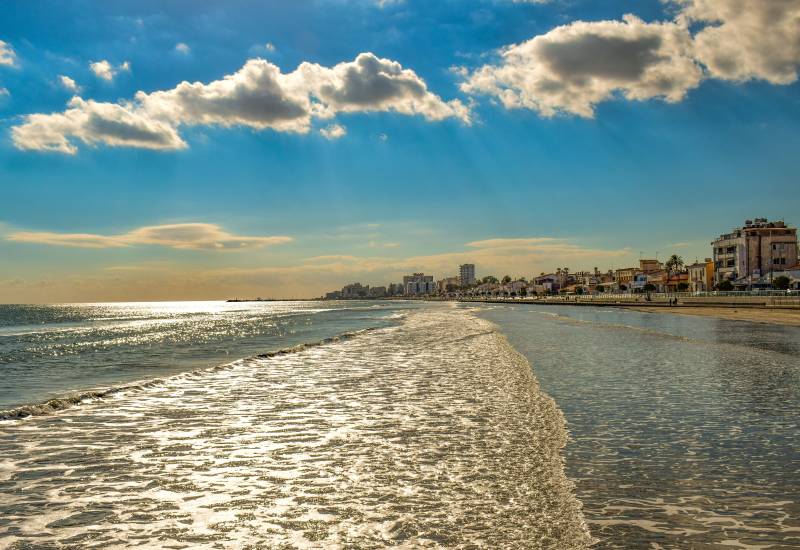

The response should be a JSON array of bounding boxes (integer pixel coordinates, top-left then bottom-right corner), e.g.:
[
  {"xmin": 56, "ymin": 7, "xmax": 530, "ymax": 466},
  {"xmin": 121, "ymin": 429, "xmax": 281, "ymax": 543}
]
[{"xmin": 627, "ymin": 306, "xmax": 800, "ymax": 327}]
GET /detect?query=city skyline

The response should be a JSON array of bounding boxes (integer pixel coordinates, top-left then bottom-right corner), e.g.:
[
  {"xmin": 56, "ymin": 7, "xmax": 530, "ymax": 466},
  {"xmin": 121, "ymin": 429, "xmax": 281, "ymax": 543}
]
[{"xmin": 2, "ymin": 0, "xmax": 800, "ymax": 302}]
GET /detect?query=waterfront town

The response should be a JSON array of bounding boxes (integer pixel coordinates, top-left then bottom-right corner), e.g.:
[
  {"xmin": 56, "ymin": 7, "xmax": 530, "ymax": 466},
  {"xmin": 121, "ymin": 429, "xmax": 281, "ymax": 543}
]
[{"xmin": 324, "ymin": 218, "xmax": 800, "ymax": 299}]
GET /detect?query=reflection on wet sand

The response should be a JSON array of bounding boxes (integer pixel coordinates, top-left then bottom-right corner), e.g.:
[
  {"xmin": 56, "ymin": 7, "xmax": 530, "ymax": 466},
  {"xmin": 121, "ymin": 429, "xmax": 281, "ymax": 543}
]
[{"xmin": 480, "ymin": 305, "xmax": 800, "ymax": 550}]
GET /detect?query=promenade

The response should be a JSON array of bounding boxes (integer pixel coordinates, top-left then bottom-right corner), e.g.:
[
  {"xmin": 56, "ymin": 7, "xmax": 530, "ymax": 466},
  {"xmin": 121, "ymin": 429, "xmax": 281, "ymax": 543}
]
[{"xmin": 447, "ymin": 292, "xmax": 800, "ymax": 310}]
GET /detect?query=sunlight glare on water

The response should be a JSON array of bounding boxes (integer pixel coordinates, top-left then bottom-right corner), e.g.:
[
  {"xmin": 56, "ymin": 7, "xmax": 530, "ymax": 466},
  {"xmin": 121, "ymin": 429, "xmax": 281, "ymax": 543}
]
[{"xmin": 0, "ymin": 306, "xmax": 593, "ymax": 549}]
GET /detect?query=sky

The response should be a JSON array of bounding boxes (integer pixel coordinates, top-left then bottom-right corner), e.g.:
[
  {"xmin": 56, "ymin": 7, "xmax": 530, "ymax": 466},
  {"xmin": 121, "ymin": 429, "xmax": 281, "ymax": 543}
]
[{"xmin": 1, "ymin": 0, "xmax": 799, "ymax": 302}]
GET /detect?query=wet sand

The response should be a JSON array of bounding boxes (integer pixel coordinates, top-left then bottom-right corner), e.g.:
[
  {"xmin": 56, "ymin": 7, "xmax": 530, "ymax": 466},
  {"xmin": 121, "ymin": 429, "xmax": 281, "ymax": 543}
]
[{"xmin": 627, "ymin": 306, "xmax": 800, "ymax": 327}]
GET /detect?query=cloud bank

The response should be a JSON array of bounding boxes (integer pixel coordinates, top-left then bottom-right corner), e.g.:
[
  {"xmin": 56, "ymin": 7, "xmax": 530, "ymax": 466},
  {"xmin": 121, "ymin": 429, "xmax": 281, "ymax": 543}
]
[
  {"xmin": 462, "ymin": 0, "xmax": 800, "ymax": 117},
  {"xmin": 6, "ymin": 223, "xmax": 292, "ymax": 250},
  {"xmin": 11, "ymin": 98, "xmax": 186, "ymax": 153},
  {"xmin": 12, "ymin": 53, "xmax": 470, "ymax": 153}
]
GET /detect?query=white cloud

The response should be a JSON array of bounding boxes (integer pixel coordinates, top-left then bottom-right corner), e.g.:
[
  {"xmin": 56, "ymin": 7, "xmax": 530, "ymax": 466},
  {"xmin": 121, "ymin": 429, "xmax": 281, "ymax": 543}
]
[
  {"xmin": 90, "ymin": 60, "xmax": 130, "ymax": 81},
  {"xmin": 464, "ymin": 0, "xmax": 800, "ymax": 117},
  {"xmin": 13, "ymin": 53, "xmax": 468, "ymax": 153},
  {"xmin": 462, "ymin": 15, "xmax": 702, "ymax": 118},
  {"xmin": 0, "ymin": 40, "xmax": 15, "ymax": 66},
  {"xmin": 320, "ymin": 124, "xmax": 346, "ymax": 139},
  {"xmin": 141, "ymin": 53, "xmax": 469, "ymax": 132},
  {"xmin": 58, "ymin": 75, "xmax": 82, "ymax": 92},
  {"xmin": 265, "ymin": 43, "xmax": 275, "ymax": 51},
  {"xmin": 90, "ymin": 60, "xmax": 116, "ymax": 81},
  {"xmin": 10, "ymin": 97, "xmax": 186, "ymax": 154},
  {"xmin": 467, "ymin": 237, "xmax": 559, "ymax": 248},
  {"xmin": 6, "ymin": 223, "xmax": 292, "ymax": 251},
  {"xmin": 141, "ymin": 58, "xmax": 314, "ymax": 133},
  {"xmin": 175, "ymin": 43, "xmax": 190, "ymax": 53},
  {"xmin": 674, "ymin": 0, "xmax": 800, "ymax": 84},
  {"xmin": 0, "ymin": 88, "xmax": 8, "ymax": 97},
  {"xmin": 301, "ymin": 53, "xmax": 471, "ymax": 122}
]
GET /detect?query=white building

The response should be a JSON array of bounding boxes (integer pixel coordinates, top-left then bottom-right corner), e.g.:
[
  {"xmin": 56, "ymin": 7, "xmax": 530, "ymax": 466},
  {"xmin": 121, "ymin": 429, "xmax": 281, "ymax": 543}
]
[{"xmin": 405, "ymin": 281, "xmax": 436, "ymax": 295}]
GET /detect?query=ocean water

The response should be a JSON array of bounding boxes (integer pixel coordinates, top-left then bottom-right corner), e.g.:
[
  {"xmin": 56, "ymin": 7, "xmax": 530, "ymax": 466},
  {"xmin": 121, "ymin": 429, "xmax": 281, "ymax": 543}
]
[
  {"xmin": 1, "ymin": 301, "xmax": 799, "ymax": 549},
  {"xmin": 0, "ymin": 301, "xmax": 408, "ymax": 414},
  {"xmin": 477, "ymin": 304, "xmax": 800, "ymax": 549},
  {"xmin": 0, "ymin": 302, "xmax": 592, "ymax": 549}
]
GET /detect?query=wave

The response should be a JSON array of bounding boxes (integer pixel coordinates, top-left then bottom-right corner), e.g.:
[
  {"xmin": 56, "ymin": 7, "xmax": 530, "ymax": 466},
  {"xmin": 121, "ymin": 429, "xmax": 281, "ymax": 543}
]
[{"xmin": 0, "ymin": 327, "xmax": 376, "ymax": 422}]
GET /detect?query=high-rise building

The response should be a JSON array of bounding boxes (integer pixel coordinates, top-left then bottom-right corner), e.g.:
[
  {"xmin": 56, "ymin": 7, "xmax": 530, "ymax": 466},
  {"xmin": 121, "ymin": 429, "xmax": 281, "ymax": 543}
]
[
  {"xmin": 712, "ymin": 218, "xmax": 798, "ymax": 284},
  {"xmin": 459, "ymin": 264, "xmax": 475, "ymax": 286}
]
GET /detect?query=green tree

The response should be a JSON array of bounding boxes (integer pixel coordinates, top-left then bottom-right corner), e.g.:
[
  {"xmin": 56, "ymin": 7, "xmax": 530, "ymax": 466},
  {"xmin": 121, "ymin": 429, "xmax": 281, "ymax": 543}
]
[
  {"xmin": 482, "ymin": 275, "xmax": 499, "ymax": 284},
  {"xmin": 715, "ymin": 280, "xmax": 734, "ymax": 291},
  {"xmin": 773, "ymin": 276, "xmax": 791, "ymax": 290},
  {"xmin": 642, "ymin": 283, "xmax": 657, "ymax": 292},
  {"xmin": 520, "ymin": 288, "xmax": 528, "ymax": 297},
  {"xmin": 619, "ymin": 284, "xmax": 627, "ymax": 291},
  {"xmin": 502, "ymin": 275, "xmax": 512, "ymax": 284},
  {"xmin": 677, "ymin": 282, "xmax": 689, "ymax": 291},
  {"xmin": 575, "ymin": 286, "xmax": 584, "ymax": 295},
  {"xmin": 596, "ymin": 285, "xmax": 605, "ymax": 293}
]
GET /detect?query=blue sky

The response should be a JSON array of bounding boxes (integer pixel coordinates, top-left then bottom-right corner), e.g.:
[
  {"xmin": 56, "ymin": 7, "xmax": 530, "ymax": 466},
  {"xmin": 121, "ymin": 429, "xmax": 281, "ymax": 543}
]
[{"xmin": 1, "ymin": 0, "xmax": 799, "ymax": 301}]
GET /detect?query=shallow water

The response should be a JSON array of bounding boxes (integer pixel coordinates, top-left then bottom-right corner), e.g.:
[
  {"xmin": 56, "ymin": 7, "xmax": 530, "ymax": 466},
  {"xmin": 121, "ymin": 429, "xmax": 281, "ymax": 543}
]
[
  {"xmin": 478, "ymin": 304, "xmax": 800, "ymax": 549},
  {"xmin": 0, "ymin": 306, "xmax": 592, "ymax": 549}
]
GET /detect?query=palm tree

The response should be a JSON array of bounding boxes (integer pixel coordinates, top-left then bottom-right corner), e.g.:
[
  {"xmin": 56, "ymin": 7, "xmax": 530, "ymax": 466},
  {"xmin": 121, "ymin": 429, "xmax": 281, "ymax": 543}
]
[
  {"xmin": 665, "ymin": 254, "xmax": 684, "ymax": 274},
  {"xmin": 664, "ymin": 254, "xmax": 684, "ymax": 290}
]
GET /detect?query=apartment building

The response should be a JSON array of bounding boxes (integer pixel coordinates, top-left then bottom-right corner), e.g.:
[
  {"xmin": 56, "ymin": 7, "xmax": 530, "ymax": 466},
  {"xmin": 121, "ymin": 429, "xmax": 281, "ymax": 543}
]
[
  {"xmin": 459, "ymin": 264, "xmax": 476, "ymax": 286},
  {"xmin": 341, "ymin": 282, "xmax": 369, "ymax": 298},
  {"xmin": 712, "ymin": 218, "xmax": 798, "ymax": 284},
  {"xmin": 403, "ymin": 273, "xmax": 434, "ymax": 285}
]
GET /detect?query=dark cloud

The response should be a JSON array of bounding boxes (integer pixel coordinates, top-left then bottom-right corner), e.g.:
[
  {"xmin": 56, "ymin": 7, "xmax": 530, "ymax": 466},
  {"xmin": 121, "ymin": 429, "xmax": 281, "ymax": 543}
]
[{"xmin": 538, "ymin": 34, "xmax": 664, "ymax": 82}]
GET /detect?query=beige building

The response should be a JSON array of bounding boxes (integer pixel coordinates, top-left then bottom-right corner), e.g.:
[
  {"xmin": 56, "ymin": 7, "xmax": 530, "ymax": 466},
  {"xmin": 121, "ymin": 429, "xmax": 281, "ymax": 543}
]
[
  {"xmin": 712, "ymin": 218, "xmax": 798, "ymax": 284},
  {"xmin": 437, "ymin": 276, "xmax": 460, "ymax": 293},
  {"xmin": 639, "ymin": 259, "xmax": 662, "ymax": 271},
  {"xmin": 687, "ymin": 260, "xmax": 714, "ymax": 292}
]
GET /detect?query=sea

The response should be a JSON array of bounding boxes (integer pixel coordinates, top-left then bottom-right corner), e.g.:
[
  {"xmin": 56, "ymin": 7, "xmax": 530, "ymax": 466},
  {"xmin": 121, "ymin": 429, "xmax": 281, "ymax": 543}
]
[{"xmin": 1, "ymin": 300, "xmax": 799, "ymax": 549}]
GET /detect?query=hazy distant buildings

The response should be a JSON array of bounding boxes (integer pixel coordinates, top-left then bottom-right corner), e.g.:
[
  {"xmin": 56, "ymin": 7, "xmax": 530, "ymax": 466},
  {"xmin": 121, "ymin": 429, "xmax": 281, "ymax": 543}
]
[
  {"xmin": 341, "ymin": 282, "xmax": 369, "ymax": 298},
  {"xmin": 402, "ymin": 273, "xmax": 435, "ymax": 295},
  {"xmin": 459, "ymin": 264, "xmax": 475, "ymax": 286},
  {"xmin": 388, "ymin": 283, "xmax": 405, "ymax": 295},
  {"xmin": 437, "ymin": 276, "xmax": 460, "ymax": 293},
  {"xmin": 326, "ymin": 291, "xmax": 342, "ymax": 299},
  {"xmin": 403, "ymin": 273, "xmax": 433, "ymax": 285},
  {"xmin": 405, "ymin": 281, "xmax": 436, "ymax": 295}
]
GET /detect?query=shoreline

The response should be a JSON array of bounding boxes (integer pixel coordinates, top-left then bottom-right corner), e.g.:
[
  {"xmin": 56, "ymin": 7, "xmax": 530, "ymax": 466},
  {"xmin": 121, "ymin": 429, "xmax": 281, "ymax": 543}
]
[
  {"xmin": 454, "ymin": 297, "xmax": 800, "ymax": 327},
  {"xmin": 618, "ymin": 305, "xmax": 800, "ymax": 327}
]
